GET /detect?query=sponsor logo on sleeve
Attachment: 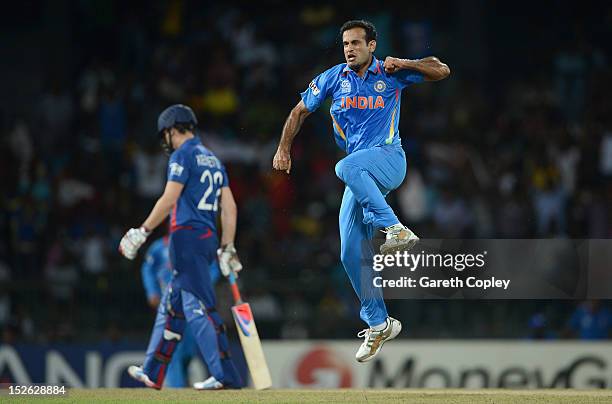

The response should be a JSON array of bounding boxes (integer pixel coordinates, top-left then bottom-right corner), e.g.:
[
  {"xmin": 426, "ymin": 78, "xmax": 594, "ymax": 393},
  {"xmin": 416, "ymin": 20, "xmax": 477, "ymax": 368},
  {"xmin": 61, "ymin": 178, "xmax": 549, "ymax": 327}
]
[
  {"xmin": 309, "ymin": 81, "xmax": 321, "ymax": 96},
  {"xmin": 169, "ymin": 162, "xmax": 184, "ymax": 177}
]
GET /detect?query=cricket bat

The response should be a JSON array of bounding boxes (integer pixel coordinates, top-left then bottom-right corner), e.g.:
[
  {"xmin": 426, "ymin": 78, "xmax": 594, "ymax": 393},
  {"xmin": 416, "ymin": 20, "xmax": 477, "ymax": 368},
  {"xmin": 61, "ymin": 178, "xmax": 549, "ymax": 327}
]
[{"xmin": 228, "ymin": 272, "xmax": 272, "ymax": 390}]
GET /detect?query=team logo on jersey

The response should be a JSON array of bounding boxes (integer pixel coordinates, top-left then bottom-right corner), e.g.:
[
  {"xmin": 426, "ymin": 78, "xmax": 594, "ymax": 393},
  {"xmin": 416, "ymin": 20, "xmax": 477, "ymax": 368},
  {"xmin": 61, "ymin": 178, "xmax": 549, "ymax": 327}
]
[
  {"xmin": 309, "ymin": 81, "xmax": 321, "ymax": 96},
  {"xmin": 169, "ymin": 162, "xmax": 184, "ymax": 177},
  {"xmin": 374, "ymin": 80, "xmax": 387, "ymax": 93},
  {"xmin": 340, "ymin": 80, "xmax": 351, "ymax": 93}
]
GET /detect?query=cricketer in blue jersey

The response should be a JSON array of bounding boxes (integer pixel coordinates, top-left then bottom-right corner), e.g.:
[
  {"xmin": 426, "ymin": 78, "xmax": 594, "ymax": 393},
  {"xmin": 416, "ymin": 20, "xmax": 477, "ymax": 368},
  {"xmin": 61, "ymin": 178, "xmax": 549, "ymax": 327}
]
[
  {"xmin": 273, "ymin": 20, "xmax": 449, "ymax": 363},
  {"xmin": 140, "ymin": 236, "xmax": 222, "ymax": 387},
  {"xmin": 120, "ymin": 104, "xmax": 244, "ymax": 390}
]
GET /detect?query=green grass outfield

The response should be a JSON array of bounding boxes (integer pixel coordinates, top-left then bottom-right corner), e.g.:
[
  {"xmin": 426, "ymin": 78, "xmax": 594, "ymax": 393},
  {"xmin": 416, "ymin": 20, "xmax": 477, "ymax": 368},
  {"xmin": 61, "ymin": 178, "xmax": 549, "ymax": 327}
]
[{"xmin": 3, "ymin": 389, "xmax": 612, "ymax": 403}]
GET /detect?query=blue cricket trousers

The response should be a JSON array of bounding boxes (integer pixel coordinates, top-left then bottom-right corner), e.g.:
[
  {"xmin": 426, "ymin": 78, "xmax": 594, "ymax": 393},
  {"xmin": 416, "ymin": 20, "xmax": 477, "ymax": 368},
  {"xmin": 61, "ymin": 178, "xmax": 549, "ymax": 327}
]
[
  {"xmin": 335, "ymin": 144, "xmax": 406, "ymax": 327},
  {"xmin": 143, "ymin": 259, "xmax": 221, "ymax": 387},
  {"xmin": 142, "ymin": 228, "xmax": 241, "ymax": 388}
]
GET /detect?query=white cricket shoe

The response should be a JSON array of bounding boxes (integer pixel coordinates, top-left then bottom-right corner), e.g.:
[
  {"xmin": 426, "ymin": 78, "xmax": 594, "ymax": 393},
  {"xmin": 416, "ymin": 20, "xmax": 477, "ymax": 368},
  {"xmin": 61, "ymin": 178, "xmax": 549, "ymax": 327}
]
[
  {"xmin": 355, "ymin": 317, "xmax": 402, "ymax": 363},
  {"xmin": 380, "ymin": 224, "xmax": 419, "ymax": 254},
  {"xmin": 127, "ymin": 365, "xmax": 161, "ymax": 390},
  {"xmin": 193, "ymin": 376, "xmax": 224, "ymax": 390}
]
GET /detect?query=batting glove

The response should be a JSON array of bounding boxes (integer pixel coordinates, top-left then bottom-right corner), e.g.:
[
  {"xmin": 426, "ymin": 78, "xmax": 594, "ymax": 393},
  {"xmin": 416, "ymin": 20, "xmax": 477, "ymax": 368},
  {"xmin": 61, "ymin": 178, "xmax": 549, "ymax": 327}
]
[
  {"xmin": 119, "ymin": 227, "xmax": 150, "ymax": 260},
  {"xmin": 217, "ymin": 242, "xmax": 243, "ymax": 277}
]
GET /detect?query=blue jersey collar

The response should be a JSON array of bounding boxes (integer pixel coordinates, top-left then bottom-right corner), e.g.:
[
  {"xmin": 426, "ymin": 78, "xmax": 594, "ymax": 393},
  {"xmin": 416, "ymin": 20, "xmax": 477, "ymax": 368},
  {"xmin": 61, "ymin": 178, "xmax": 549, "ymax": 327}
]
[
  {"xmin": 178, "ymin": 136, "xmax": 200, "ymax": 150},
  {"xmin": 342, "ymin": 56, "xmax": 380, "ymax": 76}
]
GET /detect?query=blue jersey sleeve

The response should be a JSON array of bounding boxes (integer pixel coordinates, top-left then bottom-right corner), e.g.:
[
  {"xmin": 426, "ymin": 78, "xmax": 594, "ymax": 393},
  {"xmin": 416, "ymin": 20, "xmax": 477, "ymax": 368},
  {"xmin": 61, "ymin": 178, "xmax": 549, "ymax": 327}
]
[
  {"xmin": 167, "ymin": 149, "xmax": 190, "ymax": 184},
  {"xmin": 221, "ymin": 165, "xmax": 229, "ymax": 187},
  {"xmin": 392, "ymin": 69, "xmax": 424, "ymax": 88},
  {"xmin": 141, "ymin": 242, "xmax": 162, "ymax": 300},
  {"xmin": 300, "ymin": 68, "xmax": 335, "ymax": 112}
]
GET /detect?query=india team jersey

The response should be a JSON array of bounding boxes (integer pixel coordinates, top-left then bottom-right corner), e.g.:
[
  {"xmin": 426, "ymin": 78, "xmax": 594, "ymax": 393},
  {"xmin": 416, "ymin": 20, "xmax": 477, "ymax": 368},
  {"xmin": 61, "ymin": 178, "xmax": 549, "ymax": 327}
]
[
  {"xmin": 301, "ymin": 56, "xmax": 424, "ymax": 154},
  {"xmin": 167, "ymin": 137, "xmax": 228, "ymax": 232}
]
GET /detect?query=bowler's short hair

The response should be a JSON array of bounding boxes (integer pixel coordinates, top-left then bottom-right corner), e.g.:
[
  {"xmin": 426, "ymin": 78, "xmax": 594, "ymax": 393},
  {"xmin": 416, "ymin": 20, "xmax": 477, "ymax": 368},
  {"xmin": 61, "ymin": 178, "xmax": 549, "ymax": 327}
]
[{"xmin": 340, "ymin": 20, "xmax": 377, "ymax": 43}]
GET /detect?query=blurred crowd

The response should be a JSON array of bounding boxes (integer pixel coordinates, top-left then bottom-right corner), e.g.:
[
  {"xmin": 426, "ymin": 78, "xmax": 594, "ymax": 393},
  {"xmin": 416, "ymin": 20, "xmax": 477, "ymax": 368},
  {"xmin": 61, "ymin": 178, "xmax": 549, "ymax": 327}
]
[{"xmin": 1, "ymin": 1, "xmax": 611, "ymax": 343}]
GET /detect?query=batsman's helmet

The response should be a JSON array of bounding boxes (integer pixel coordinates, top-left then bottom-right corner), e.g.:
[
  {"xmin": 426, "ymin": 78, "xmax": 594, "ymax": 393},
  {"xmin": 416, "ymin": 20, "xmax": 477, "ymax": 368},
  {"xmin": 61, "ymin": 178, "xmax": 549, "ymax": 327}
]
[
  {"xmin": 157, "ymin": 104, "xmax": 198, "ymax": 154},
  {"xmin": 157, "ymin": 104, "xmax": 198, "ymax": 134}
]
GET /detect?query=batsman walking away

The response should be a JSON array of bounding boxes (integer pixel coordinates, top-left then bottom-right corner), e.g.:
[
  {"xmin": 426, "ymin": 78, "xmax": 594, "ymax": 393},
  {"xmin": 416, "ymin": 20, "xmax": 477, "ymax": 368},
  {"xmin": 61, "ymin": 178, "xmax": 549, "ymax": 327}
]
[
  {"xmin": 119, "ymin": 104, "xmax": 245, "ymax": 390},
  {"xmin": 273, "ymin": 19, "xmax": 450, "ymax": 363}
]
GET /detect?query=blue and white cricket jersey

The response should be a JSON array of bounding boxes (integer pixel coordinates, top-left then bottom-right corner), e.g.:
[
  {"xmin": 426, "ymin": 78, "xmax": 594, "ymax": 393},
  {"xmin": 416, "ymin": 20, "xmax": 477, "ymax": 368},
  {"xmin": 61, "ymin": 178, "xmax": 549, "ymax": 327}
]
[
  {"xmin": 301, "ymin": 56, "xmax": 423, "ymax": 154},
  {"xmin": 167, "ymin": 137, "xmax": 228, "ymax": 232},
  {"xmin": 141, "ymin": 236, "xmax": 171, "ymax": 301}
]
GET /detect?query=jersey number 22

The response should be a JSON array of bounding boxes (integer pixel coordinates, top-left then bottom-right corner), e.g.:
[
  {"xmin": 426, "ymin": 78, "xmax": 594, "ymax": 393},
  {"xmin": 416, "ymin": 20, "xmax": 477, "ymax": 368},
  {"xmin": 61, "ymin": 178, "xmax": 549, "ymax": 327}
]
[{"xmin": 198, "ymin": 170, "xmax": 224, "ymax": 211}]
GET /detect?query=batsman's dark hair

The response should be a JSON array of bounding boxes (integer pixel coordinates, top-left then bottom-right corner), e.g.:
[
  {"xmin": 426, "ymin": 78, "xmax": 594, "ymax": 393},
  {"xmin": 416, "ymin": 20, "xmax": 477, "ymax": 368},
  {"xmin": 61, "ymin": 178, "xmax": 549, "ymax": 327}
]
[{"xmin": 340, "ymin": 20, "xmax": 377, "ymax": 44}]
